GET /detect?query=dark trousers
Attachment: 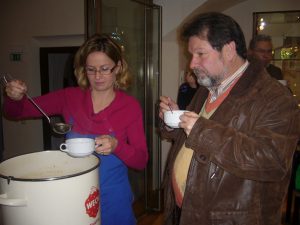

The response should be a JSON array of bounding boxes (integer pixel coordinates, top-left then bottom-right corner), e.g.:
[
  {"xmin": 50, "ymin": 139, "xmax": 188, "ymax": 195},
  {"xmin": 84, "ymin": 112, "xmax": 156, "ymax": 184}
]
[{"xmin": 173, "ymin": 206, "xmax": 182, "ymax": 225}]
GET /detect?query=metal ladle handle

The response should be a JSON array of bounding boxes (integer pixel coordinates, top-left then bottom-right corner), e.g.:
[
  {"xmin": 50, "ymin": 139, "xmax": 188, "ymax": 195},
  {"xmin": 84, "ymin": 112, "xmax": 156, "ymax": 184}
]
[{"xmin": 24, "ymin": 93, "xmax": 51, "ymax": 124}]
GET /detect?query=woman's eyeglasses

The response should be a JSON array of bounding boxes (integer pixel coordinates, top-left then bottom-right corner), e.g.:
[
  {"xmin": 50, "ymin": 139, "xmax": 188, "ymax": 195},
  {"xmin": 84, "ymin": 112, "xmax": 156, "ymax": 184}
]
[{"xmin": 85, "ymin": 65, "xmax": 117, "ymax": 76}]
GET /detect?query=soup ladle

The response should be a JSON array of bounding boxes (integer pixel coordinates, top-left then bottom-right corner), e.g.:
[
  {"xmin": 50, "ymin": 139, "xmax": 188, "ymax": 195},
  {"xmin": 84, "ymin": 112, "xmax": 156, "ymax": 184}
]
[
  {"xmin": 24, "ymin": 93, "xmax": 72, "ymax": 134},
  {"xmin": 1, "ymin": 74, "xmax": 72, "ymax": 135}
]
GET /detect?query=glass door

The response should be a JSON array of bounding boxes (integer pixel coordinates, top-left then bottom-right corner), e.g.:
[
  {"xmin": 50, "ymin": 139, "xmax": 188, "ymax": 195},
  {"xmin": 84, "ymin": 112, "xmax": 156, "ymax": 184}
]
[{"xmin": 86, "ymin": 0, "xmax": 162, "ymax": 217}]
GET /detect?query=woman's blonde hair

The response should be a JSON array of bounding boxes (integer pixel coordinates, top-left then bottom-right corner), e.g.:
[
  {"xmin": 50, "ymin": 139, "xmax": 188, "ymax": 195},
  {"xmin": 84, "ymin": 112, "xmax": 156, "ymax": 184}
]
[{"xmin": 74, "ymin": 33, "xmax": 131, "ymax": 90}]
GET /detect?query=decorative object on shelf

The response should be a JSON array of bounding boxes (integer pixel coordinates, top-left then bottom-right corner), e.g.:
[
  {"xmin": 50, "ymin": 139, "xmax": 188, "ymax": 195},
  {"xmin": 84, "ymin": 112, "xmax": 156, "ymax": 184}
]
[{"xmin": 110, "ymin": 27, "xmax": 126, "ymax": 51}]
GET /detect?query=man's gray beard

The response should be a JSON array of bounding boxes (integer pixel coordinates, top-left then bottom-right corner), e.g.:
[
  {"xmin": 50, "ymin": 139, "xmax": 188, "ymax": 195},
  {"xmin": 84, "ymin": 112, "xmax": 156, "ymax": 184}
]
[{"xmin": 193, "ymin": 69, "xmax": 220, "ymax": 88}]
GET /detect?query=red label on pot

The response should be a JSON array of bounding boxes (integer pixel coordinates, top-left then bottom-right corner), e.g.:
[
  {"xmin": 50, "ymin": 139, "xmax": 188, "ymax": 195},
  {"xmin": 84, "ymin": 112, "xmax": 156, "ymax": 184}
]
[{"xmin": 85, "ymin": 187, "xmax": 100, "ymax": 218}]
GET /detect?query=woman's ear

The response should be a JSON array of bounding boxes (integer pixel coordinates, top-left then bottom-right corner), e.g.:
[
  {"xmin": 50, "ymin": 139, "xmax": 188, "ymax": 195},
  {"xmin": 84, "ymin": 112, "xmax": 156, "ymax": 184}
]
[{"xmin": 115, "ymin": 60, "xmax": 122, "ymax": 73}]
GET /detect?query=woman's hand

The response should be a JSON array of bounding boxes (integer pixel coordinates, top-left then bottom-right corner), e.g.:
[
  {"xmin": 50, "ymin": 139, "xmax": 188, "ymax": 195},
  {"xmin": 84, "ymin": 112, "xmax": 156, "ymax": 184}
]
[
  {"xmin": 159, "ymin": 96, "xmax": 179, "ymax": 119},
  {"xmin": 5, "ymin": 79, "xmax": 27, "ymax": 101},
  {"xmin": 94, "ymin": 135, "xmax": 118, "ymax": 155}
]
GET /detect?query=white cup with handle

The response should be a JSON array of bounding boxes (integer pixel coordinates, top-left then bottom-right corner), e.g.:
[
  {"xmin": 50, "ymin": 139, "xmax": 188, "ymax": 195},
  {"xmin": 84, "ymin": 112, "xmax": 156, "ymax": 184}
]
[
  {"xmin": 164, "ymin": 110, "xmax": 188, "ymax": 128},
  {"xmin": 59, "ymin": 138, "xmax": 95, "ymax": 157}
]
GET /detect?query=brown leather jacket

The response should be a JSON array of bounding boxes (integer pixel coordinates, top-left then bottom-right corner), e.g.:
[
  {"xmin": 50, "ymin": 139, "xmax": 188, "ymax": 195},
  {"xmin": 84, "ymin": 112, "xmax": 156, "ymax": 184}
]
[{"xmin": 161, "ymin": 62, "xmax": 300, "ymax": 225}]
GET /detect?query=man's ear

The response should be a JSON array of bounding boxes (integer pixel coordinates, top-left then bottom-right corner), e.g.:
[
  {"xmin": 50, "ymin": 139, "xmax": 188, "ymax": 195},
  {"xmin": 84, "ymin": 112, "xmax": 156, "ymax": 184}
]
[{"xmin": 222, "ymin": 41, "xmax": 236, "ymax": 61}]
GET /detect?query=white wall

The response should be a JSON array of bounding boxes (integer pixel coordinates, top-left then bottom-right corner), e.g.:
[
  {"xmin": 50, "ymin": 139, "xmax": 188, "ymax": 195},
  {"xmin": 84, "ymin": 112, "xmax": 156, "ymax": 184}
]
[{"xmin": 0, "ymin": 0, "xmax": 85, "ymax": 159}]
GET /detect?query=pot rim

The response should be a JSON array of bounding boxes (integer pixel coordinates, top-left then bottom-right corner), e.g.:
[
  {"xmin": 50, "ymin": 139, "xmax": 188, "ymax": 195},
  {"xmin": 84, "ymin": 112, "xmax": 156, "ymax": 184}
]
[{"xmin": 0, "ymin": 151, "xmax": 100, "ymax": 182}]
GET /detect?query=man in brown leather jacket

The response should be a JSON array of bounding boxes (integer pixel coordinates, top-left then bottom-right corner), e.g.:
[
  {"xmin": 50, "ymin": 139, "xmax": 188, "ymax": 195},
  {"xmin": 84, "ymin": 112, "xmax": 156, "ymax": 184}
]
[{"xmin": 159, "ymin": 12, "xmax": 300, "ymax": 225}]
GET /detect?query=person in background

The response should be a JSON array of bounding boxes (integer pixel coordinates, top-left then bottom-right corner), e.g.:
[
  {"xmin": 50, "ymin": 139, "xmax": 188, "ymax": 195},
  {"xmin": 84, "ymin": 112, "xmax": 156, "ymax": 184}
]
[
  {"xmin": 177, "ymin": 70, "xmax": 199, "ymax": 110},
  {"xmin": 159, "ymin": 12, "xmax": 300, "ymax": 225},
  {"xmin": 248, "ymin": 34, "xmax": 283, "ymax": 80},
  {"xmin": 3, "ymin": 33, "xmax": 148, "ymax": 225}
]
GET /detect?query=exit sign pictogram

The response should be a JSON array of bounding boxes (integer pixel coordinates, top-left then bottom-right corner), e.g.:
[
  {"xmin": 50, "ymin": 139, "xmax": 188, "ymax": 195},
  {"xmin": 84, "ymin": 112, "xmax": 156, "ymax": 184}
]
[{"xmin": 10, "ymin": 53, "xmax": 22, "ymax": 62}]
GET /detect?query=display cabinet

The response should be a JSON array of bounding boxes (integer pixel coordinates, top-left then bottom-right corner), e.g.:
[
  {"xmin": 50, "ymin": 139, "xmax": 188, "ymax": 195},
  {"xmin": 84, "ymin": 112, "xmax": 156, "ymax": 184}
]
[{"xmin": 253, "ymin": 11, "xmax": 300, "ymax": 107}]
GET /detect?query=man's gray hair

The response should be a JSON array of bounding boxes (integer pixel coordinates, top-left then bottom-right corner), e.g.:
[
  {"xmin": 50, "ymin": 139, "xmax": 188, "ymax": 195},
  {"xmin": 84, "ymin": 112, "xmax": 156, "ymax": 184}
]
[{"xmin": 249, "ymin": 34, "xmax": 272, "ymax": 50}]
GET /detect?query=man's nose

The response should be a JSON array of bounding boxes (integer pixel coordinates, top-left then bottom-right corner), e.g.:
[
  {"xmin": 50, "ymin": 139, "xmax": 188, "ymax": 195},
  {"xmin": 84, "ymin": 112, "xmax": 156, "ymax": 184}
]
[{"xmin": 190, "ymin": 56, "xmax": 198, "ymax": 69}]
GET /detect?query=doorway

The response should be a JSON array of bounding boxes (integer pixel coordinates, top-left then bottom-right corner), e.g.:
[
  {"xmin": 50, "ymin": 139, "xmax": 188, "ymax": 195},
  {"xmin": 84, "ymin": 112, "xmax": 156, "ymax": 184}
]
[{"xmin": 39, "ymin": 47, "xmax": 79, "ymax": 150}]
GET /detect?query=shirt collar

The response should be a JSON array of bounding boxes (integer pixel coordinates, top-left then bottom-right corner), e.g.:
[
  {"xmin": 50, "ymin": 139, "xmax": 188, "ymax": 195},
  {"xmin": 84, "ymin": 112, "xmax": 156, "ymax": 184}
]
[{"xmin": 208, "ymin": 60, "xmax": 249, "ymax": 102}]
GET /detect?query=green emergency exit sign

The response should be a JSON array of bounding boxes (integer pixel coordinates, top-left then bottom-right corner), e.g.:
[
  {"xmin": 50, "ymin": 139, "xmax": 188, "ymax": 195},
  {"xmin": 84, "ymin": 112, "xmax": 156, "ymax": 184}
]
[{"xmin": 10, "ymin": 52, "xmax": 22, "ymax": 62}]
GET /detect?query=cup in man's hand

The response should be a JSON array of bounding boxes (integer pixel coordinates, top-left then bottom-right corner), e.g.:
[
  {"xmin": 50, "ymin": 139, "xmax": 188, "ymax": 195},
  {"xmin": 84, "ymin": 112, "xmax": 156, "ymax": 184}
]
[{"xmin": 164, "ymin": 110, "xmax": 188, "ymax": 128}]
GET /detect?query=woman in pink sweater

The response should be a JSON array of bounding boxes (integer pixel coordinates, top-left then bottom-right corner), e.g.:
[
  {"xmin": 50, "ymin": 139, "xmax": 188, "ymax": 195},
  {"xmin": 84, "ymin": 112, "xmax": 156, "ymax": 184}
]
[{"xmin": 4, "ymin": 34, "xmax": 148, "ymax": 225}]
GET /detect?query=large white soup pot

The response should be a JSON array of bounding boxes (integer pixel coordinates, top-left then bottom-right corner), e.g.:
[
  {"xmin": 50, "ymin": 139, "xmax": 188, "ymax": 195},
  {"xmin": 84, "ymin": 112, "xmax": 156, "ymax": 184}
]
[{"xmin": 0, "ymin": 151, "xmax": 100, "ymax": 225}]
